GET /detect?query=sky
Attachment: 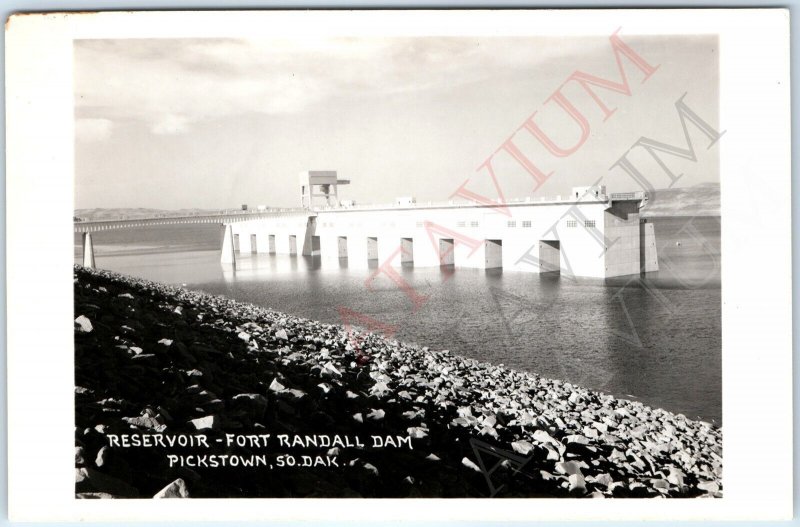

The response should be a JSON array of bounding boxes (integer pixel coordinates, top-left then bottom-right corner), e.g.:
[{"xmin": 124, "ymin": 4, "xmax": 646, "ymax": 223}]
[{"xmin": 74, "ymin": 34, "xmax": 719, "ymax": 210}]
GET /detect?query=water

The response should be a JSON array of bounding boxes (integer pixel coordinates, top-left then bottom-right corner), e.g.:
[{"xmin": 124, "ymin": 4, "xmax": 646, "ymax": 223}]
[{"xmin": 75, "ymin": 216, "xmax": 721, "ymax": 423}]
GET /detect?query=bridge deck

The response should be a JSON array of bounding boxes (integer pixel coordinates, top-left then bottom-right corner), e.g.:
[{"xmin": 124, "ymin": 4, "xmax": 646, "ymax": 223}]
[{"xmin": 73, "ymin": 211, "xmax": 297, "ymax": 233}]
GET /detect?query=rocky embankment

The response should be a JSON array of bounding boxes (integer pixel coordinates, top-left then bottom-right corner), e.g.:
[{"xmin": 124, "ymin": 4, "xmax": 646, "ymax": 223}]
[{"xmin": 74, "ymin": 266, "xmax": 722, "ymax": 499}]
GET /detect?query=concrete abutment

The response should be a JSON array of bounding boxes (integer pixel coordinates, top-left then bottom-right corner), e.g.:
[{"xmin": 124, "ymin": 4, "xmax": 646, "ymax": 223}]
[{"xmin": 82, "ymin": 232, "xmax": 96, "ymax": 269}]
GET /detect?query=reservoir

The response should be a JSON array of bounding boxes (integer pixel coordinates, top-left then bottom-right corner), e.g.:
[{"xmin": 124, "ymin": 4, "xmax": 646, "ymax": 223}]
[{"xmin": 75, "ymin": 216, "xmax": 721, "ymax": 423}]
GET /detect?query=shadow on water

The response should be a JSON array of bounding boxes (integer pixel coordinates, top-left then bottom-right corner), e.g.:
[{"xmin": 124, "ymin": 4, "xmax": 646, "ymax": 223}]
[
  {"xmin": 303, "ymin": 255, "xmax": 323, "ymax": 271},
  {"xmin": 484, "ymin": 268, "xmax": 503, "ymax": 279}
]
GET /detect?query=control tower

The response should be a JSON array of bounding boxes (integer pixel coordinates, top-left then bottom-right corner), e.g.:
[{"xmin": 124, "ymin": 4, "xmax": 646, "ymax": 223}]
[{"xmin": 299, "ymin": 171, "xmax": 351, "ymax": 209}]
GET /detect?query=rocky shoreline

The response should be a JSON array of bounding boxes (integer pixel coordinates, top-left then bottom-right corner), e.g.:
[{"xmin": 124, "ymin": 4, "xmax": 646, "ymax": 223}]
[{"xmin": 74, "ymin": 265, "xmax": 722, "ymax": 499}]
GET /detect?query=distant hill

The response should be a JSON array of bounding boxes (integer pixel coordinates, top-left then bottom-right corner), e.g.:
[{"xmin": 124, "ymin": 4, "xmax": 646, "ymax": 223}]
[
  {"xmin": 640, "ymin": 182, "xmax": 719, "ymax": 217},
  {"xmin": 74, "ymin": 208, "xmax": 230, "ymax": 221}
]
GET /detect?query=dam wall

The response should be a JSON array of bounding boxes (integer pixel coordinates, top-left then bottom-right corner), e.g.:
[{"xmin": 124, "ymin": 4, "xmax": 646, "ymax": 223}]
[{"xmin": 226, "ymin": 196, "xmax": 657, "ymax": 279}]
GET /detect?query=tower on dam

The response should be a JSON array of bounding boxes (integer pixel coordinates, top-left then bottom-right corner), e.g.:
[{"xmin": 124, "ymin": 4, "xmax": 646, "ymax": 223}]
[
  {"xmin": 300, "ymin": 171, "xmax": 351, "ymax": 209},
  {"xmin": 227, "ymin": 177, "xmax": 658, "ymax": 279}
]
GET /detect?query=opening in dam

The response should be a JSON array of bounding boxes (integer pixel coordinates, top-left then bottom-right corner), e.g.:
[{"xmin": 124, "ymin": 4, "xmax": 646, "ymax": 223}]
[
  {"xmin": 539, "ymin": 240, "xmax": 560, "ymax": 273},
  {"xmin": 401, "ymin": 238, "xmax": 413, "ymax": 264},
  {"xmin": 485, "ymin": 239, "xmax": 502, "ymax": 269}
]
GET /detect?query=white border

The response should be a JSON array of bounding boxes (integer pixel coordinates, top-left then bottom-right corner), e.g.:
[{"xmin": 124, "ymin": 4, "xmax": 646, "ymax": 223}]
[{"xmin": 5, "ymin": 8, "xmax": 792, "ymax": 521}]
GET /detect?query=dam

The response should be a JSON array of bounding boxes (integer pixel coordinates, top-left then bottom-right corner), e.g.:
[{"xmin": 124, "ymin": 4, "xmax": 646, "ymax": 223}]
[
  {"xmin": 75, "ymin": 171, "xmax": 658, "ymax": 279},
  {"xmin": 222, "ymin": 171, "xmax": 658, "ymax": 279}
]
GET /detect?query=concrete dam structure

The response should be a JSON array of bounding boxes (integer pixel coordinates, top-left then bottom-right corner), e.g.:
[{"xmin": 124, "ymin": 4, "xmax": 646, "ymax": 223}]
[
  {"xmin": 223, "ymin": 176, "xmax": 658, "ymax": 279},
  {"xmin": 74, "ymin": 173, "xmax": 657, "ymax": 279}
]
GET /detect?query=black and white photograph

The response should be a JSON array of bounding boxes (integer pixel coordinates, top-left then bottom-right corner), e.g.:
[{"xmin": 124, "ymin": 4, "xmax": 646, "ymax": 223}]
[{"xmin": 5, "ymin": 7, "xmax": 793, "ymax": 522}]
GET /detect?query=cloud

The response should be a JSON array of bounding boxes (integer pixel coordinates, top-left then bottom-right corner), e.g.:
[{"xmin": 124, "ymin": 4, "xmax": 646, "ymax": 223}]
[
  {"xmin": 72, "ymin": 37, "xmax": 569, "ymax": 135},
  {"xmin": 151, "ymin": 114, "xmax": 190, "ymax": 135},
  {"xmin": 72, "ymin": 35, "xmax": 681, "ymax": 137},
  {"xmin": 75, "ymin": 118, "xmax": 114, "ymax": 142}
]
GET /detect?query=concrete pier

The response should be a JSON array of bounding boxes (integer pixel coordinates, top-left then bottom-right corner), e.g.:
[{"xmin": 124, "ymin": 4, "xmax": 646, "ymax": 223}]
[
  {"xmin": 82, "ymin": 232, "xmax": 96, "ymax": 269},
  {"xmin": 221, "ymin": 225, "xmax": 237, "ymax": 267}
]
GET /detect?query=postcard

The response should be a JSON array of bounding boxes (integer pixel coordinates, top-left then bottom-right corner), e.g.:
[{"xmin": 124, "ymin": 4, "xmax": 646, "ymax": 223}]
[{"xmin": 5, "ymin": 8, "xmax": 792, "ymax": 522}]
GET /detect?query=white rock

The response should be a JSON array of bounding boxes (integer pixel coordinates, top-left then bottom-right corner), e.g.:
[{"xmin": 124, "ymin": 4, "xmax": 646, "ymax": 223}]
[
  {"xmin": 667, "ymin": 468, "xmax": 686, "ymax": 487},
  {"xmin": 461, "ymin": 457, "xmax": 481, "ymax": 472},
  {"xmin": 75, "ymin": 315, "xmax": 93, "ymax": 333},
  {"xmin": 456, "ymin": 406, "xmax": 473, "ymax": 418},
  {"xmin": 366, "ymin": 409, "xmax": 385, "ymax": 421},
  {"xmin": 543, "ymin": 444, "xmax": 561, "ymax": 461},
  {"xmin": 407, "ymin": 427, "xmax": 428, "ymax": 439},
  {"xmin": 568, "ymin": 473, "xmax": 586, "ymax": 492},
  {"xmin": 268, "ymin": 379, "xmax": 286, "ymax": 392},
  {"xmin": 583, "ymin": 427, "xmax": 600, "ymax": 439},
  {"xmin": 555, "ymin": 461, "xmax": 582, "ymax": 476},
  {"xmin": 590, "ymin": 473, "xmax": 614, "ymax": 487},
  {"xmin": 369, "ymin": 382, "xmax": 390, "ymax": 397},
  {"xmin": 533, "ymin": 429, "xmax": 561, "ymax": 448},
  {"xmin": 189, "ymin": 415, "xmax": 218, "ymax": 431},
  {"xmin": 564, "ymin": 434, "xmax": 590, "ymax": 445},
  {"xmin": 511, "ymin": 440, "xmax": 534, "ymax": 455},
  {"xmin": 697, "ymin": 480, "xmax": 719, "ymax": 493},
  {"xmin": 154, "ymin": 478, "xmax": 189, "ymax": 498},
  {"xmin": 284, "ymin": 389, "xmax": 306, "ymax": 400},
  {"xmin": 652, "ymin": 479, "xmax": 670, "ymax": 490},
  {"xmin": 322, "ymin": 362, "xmax": 341, "ymax": 376}
]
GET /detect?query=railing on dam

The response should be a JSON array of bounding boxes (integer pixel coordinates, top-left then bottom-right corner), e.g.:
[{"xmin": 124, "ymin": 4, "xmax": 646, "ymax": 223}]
[
  {"xmin": 72, "ymin": 210, "xmax": 300, "ymax": 233},
  {"xmin": 313, "ymin": 194, "xmax": 617, "ymax": 213},
  {"xmin": 609, "ymin": 192, "xmax": 645, "ymax": 201}
]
